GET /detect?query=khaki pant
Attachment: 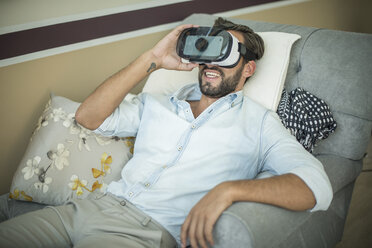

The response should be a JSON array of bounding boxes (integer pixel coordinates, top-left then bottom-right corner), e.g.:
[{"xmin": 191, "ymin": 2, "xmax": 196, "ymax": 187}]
[{"xmin": 0, "ymin": 192, "xmax": 177, "ymax": 248}]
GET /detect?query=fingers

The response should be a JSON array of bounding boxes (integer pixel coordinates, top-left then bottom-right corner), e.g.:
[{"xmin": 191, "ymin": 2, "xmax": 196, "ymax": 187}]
[
  {"xmin": 181, "ymin": 213, "xmax": 196, "ymax": 247},
  {"xmin": 196, "ymin": 217, "xmax": 208, "ymax": 248},
  {"xmin": 151, "ymin": 24, "xmax": 199, "ymax": 71},
  {"xmin": 172, "ymin": 24, "xmax": 199, "ymax": 71},
  {"xmin": 181, "ymin": 183, "xmax": 233, "ymax": 247},
  {"xmin": 163, "ymin": 23, "xmax": 198, "ymax": 44},
  {"xmin": 181, "ymin": 215, "xmax": 190, "ymax": 247},
  {"xmin": 188, "ymin": 216, "xmax": 199, "ymax": 248},
  {"xmin": 177, "ymin": 62, "xmax": 199, "ymax": 71},
  {"xmin": 181, "ymin": 211, "xmax": 215, "ymax": 248},
  {"xmin": 172, "ymin": 24, "xmax": 199, "ymax": 38},
  {"xmin": 204, "ymin": 218, "xmax": 215, "ymax": 247}
]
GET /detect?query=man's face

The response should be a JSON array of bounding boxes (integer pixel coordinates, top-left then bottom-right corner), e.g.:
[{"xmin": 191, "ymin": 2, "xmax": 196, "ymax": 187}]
[
  {"xmin": 197, "ymin": 30, "xmax": 248, "ymax": 99},
  {"xmin": 198, "ymin": 62, "xmax": 244, "ymax": 98}
]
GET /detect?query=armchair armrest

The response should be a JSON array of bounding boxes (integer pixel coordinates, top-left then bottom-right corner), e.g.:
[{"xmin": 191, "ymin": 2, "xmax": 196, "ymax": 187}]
[
  {"xmin": 212, "ymin": 153, "xmax": 362, "ymax": 248},
  {"xmin": 213, "ymin": 201, "xmax": 312, "ymax": 248}
]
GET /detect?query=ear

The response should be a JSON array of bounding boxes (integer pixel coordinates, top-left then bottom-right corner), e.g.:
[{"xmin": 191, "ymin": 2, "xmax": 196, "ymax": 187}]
[{"xmin": 243, "ymin": 60, "xmax": 256, "ymax": 78}]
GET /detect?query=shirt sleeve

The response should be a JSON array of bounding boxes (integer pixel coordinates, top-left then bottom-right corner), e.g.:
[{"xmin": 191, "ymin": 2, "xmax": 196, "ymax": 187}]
[
  {"xmin": 259, "ymin": 111, "xmax": 333, "ymax": 212},
  {"xmin": 94, "ymin": 93, "xmax": 146, "ymax": 137}
]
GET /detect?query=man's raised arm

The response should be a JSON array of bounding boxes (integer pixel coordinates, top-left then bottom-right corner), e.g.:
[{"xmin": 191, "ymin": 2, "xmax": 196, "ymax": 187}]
[{"xmin": 75, "ymin": 24, "xmax": 198, "ymax": 130}]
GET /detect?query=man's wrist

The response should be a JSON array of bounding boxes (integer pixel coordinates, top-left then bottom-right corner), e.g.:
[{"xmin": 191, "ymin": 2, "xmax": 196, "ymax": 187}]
[
  {"xmin": 144, "ymin": 49, "xmax": 162, "ymax": 72},
  {"xmin": 218, "ymin": 181, "xmax": 238, "ymax": 204},
  {"xmin": 134, "ymin": 50, "xmax": 159, "ymax": 75}
]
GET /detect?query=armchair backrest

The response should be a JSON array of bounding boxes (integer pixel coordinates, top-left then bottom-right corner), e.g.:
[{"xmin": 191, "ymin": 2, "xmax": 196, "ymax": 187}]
[{"xmin": 183, "ymin": 13, "xmax": 372, "ymax": 161}]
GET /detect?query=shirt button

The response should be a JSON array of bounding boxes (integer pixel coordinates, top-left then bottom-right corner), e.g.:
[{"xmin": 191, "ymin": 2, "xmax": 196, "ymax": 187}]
[
  {"xmin": 145, "ymin": 183, "xmax": 150, "ymax": 188},
  {"xmin": 128, "ymin": 192, "xmax": 133, "ymax": 197},
  {"xmin": 191, "ymin": 124, "xmax": 196, "ymax": 129},
  {"xmin": 162, "ymin": 165, "xmax": 167, "ymax": 169},
  {"xmin": 177, "ymin": 146, "xmax": 183, "ymax": 151}
]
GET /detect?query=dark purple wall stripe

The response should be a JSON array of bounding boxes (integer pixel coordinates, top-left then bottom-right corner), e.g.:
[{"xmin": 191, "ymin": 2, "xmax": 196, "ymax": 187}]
[{"xmin": 0, "ymin": 0, "xmax": 282, "ymax": 60}]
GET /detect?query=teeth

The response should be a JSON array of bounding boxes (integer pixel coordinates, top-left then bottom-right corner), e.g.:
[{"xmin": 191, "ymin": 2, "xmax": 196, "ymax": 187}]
[{"xmin": 205, "ymin": 72, "xmax": 220, "ymax": 78}]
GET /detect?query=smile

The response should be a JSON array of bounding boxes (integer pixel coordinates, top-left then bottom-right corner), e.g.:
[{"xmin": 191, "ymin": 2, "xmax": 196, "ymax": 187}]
[{"xmin": 204, "ymin": 70, "xmax": 221, "ymax": 79}]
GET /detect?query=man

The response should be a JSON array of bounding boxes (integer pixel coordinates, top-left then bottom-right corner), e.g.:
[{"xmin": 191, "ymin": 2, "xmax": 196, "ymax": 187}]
[{"xmin": 0, "ymin": 18, "xmax": 332, "ymax": 248}]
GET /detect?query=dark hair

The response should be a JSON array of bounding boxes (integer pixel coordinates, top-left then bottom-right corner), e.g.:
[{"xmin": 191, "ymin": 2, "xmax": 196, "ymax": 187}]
[{"xmin": 213, "ymin": 17, "xmax": 264, "ymax": 62}]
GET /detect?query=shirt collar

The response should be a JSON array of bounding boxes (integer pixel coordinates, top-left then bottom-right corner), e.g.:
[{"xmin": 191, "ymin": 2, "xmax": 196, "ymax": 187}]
[
  {"xmin": 170, "ymin": 83, "xmax": 243, "ymax": 106},
  {"xmin": 170, "ymin": 83, "xmax": 200, "ymax": 104}
]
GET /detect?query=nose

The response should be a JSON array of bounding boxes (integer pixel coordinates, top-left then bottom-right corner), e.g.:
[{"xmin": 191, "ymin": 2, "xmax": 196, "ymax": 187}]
[{"xmin": 201, "ymin": 63, "xmax": 218, "ymax": 69}]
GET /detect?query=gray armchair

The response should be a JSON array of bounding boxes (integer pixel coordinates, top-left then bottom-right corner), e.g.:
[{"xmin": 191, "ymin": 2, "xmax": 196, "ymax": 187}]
[
  {"xmin": 1, "ymin": 14, "xmax": 371, "ymax": 248},
  {"xmin": 183, "ymin": 14, "xmax": 371, "ymax": 247}
]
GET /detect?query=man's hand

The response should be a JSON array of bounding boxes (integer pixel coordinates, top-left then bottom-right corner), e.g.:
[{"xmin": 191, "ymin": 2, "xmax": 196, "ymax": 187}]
[
  {"xmin": 180, "ymin": 174, "xmax": 317, "ymax": 248},
  {"xmin": 150, "ymin": 24, "xmax": 199, "ymax": 71},
  {"xmin": 181, "ymin": 182, "xmax": 233, "ymax": 248},
  {"xmin": 75, "ymin": 24, "xmax": 199, "ymax": 130}
]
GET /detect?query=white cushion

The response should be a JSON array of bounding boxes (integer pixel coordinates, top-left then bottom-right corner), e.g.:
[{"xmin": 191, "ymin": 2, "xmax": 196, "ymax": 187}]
[{"xmin": 143, "ymin": 32, "xmax": 300, "ymax": 111}]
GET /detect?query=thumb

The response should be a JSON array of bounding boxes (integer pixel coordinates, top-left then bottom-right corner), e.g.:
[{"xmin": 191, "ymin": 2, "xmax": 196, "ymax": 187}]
[{"xmin": 178, "ymin": 62, "xmax": 198, "ymax": 71}]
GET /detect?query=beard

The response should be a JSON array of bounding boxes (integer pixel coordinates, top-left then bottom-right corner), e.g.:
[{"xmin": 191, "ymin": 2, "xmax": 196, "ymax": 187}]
[{"xmin": 198, "ymin": 64, "xmax": 244, "ymax": 98}]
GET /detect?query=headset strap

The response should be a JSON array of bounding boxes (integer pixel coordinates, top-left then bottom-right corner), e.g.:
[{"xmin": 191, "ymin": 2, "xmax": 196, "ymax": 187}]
[{"xmin": 238, "ymin": 43, "xmax": 257, "ymax": 61}]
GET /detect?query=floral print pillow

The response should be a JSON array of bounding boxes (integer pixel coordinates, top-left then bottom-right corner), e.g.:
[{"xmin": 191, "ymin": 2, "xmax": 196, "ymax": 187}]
[{"xmin": 10, "ymin": 95, "xmax": 134, "ymax": 206}]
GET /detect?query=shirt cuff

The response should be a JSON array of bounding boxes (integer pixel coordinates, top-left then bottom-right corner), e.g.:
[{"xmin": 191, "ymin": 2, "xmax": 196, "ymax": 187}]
[
  {"xmin": 289, "ymin": 166, "xmax": 333, "ymax": 212},
  {"xmin": 93, "ymin": 116, "xmax": 115, "ymax": 137}
]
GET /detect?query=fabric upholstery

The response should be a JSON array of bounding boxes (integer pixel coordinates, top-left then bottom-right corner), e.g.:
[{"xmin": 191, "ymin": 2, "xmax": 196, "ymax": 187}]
[
  {"xmin": 298, "ymin": 30, "xmax": 372, "ymax": 160},
  {"xmin": 213, "ymin": 182, "xmax": 354, "ymax": 248},
  {"xmin": 317, "ymin": 155, "xmax": 363, "ymax": 194}
]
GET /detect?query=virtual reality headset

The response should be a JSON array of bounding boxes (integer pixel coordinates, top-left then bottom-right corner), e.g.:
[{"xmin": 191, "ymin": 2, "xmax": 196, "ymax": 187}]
[{"xmin": 176, "ymin": 27, "xmax": 257, "ymax": 68}]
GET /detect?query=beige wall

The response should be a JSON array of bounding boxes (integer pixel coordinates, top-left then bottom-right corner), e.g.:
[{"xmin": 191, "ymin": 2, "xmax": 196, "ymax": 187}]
[
  {"xmin": 0, "ymin": 30, "xmax": 168, "ymax": 194},
  {"xmin": 0, "ymin": 0, "xmax": 371, "ymax": 194},
  {"xmin": 236, "ymin": 0, "xmax": 372, "ymax": 34}
]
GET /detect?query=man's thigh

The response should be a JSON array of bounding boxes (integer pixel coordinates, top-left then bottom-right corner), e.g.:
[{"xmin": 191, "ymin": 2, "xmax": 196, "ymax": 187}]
[
  {"xmin": 0, "ymin": 207, "xmax": 71, "ymax": 248},
  {"xmin": 64, "ymin": 193, "xmax": 176, "ymax": 248},
  {"xmin": 0, "ymin": 194, "xmax": 46, "ymax": 222},
  {"xmin": 0, "ymin": 194, "xmax": 177, "ymax": 248},
  {"xmin": 74, "ymin": 232, "xmax": 156, "ymax": 248}
]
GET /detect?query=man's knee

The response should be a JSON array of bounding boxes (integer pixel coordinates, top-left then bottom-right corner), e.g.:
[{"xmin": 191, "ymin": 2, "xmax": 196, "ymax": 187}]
[{"xmin": 0, "ymin": 208, "xmax": 71, "ymax": 248}]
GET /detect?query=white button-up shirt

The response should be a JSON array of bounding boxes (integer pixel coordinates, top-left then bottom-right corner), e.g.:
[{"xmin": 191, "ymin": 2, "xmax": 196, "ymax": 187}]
[{"xmin": 94, "ymin": 83, "xmax": 333, "ymax": 245}]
